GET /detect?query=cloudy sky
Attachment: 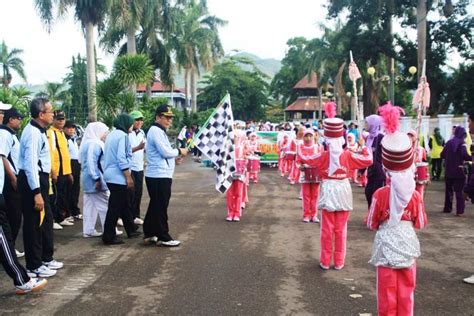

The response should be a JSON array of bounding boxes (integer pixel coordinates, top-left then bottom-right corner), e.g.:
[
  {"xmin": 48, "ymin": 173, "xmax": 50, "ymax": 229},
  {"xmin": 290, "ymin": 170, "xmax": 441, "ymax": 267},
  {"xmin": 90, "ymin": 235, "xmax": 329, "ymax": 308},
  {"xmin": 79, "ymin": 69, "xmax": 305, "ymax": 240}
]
[{"xmin": 0, "ymin": 0, "xmax": 328, "ymax": 86}]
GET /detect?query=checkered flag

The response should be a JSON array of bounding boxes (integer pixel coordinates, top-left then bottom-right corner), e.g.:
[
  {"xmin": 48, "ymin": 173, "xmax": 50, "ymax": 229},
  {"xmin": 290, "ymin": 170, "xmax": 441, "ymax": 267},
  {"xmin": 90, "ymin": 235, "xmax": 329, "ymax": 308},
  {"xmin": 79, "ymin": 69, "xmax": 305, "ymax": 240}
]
[{"xmin": 193, "ymin": 94, "xmax": 236, "ymax": 193}]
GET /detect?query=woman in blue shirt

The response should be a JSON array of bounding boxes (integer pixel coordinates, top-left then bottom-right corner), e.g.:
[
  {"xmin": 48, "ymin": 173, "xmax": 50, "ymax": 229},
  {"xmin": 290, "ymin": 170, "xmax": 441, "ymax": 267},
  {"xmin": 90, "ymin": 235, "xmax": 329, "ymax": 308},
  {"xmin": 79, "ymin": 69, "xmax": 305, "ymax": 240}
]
[{"xmin": 102, "ymin": 114, "xmax": 140, "ymax": 244}]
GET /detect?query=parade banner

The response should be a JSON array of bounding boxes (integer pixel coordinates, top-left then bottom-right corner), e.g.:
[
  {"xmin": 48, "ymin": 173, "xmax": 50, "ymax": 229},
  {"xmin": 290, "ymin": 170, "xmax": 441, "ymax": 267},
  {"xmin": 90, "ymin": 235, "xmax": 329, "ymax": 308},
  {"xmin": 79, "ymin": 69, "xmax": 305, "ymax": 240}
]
[{"xmin": 256, "ymin": 131, "xmax": 279, "ymax": 163}]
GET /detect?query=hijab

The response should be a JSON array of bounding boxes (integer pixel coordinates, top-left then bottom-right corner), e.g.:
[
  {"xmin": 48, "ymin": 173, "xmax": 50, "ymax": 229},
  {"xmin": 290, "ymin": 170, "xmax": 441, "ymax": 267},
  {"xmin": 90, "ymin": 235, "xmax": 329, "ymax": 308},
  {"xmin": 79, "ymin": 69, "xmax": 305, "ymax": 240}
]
[
  {"xmin": 113, "ymin": 113, "xmax": 134, "ymax": 133},
  {"xmin": 387, "ymin": 169, "xmax": 416, "ymax": 227},
  {"xmin": 433, "ymin": 127, "xmax": 444, "ymax": 145},
  {"xmin": 365, "ymin": 114, "xmax": 382, "ymax": 152},
  {"xmin": 78, "ymin": 122, "xmax": 109, "ymax": 162},
  {"xmin": 451, "ymin": 125, "xmax": 467, "ymax": 153},
  {"xmin": 326, "ymin": 136, "xmax": 346, "ymax": 176}
]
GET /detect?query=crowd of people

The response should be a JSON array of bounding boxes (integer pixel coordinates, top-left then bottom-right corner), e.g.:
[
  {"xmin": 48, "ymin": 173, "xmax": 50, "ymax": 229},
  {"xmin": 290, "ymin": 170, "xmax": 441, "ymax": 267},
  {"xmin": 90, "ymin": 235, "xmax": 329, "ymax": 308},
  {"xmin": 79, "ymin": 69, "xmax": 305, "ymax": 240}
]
[{"xmin": 0, "ymin": 99, "xmax": 186, "ymax": 294}]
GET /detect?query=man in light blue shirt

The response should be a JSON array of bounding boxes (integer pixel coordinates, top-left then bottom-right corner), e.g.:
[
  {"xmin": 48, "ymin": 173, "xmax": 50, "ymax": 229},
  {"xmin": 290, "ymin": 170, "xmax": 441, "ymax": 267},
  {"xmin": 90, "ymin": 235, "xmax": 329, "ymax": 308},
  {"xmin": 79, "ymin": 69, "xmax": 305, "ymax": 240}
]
[
  {"xmin": 18, "ymin": 98, "xmax": 63, "ymax": 278},
  {"xmin": 143, "ymin": 105, "xmax": 188, "ymax": 247}
]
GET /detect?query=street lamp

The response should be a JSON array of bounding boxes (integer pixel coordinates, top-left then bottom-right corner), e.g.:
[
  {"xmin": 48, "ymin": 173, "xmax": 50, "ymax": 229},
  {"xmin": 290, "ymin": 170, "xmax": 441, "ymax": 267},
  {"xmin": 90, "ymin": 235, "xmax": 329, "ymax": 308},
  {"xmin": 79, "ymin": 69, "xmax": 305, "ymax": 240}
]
[{"xmin": 367, "ymin": 65, "xmax": 417, "ymax": 105}]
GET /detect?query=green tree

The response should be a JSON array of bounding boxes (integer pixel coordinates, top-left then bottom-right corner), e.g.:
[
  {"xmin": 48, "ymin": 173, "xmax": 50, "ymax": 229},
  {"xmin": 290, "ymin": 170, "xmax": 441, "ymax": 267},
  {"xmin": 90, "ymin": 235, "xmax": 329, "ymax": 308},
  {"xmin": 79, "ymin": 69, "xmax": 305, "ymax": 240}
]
[
  {"xmin": 36, "ymin": 82, "xmax": 65, "ymax": 104},
  {"xmin": 197, "ymin": 57, "xmax": 269, "ymax": 121},
  {"xmin": 64, "ymin": 54, "xmax": 88, "ymax": 124},
  {"xmin": 0, "ymin": 41, "xmax": 27, "ymax": 87},
  {"xmin": 35, "ymin": 0, "xmax": 109, "ymax": 122}
]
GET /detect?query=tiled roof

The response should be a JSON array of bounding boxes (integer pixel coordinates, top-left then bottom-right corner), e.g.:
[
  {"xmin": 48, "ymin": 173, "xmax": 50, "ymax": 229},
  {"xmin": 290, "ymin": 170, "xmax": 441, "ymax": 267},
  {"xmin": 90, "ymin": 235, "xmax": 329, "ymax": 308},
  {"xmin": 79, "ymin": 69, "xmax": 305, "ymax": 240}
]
[
  {"xmin": 293, "ymin": 72, "xmax": 318, "ymax": 89},
  {"xmin": 136, "ymin": 81, "xmax": 183, "ymax": 93}
]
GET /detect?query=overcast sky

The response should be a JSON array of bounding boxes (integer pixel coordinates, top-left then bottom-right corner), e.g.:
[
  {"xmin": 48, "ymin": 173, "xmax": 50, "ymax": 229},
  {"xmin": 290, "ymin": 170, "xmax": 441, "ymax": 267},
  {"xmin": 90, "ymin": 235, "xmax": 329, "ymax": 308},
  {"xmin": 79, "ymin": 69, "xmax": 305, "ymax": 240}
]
[{"xmin": 0, "ymin": 0, "xmax": 328, "ymax": 86}]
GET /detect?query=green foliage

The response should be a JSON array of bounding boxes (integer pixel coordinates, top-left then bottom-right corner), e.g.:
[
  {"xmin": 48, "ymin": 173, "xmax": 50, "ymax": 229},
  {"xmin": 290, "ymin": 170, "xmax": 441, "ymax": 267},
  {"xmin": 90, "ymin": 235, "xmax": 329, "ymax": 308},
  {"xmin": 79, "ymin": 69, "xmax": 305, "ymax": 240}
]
[
  {"xmin": 0, "ymin": 40, "xmax": 27, "ymax": 87},
  {"xmin": 112, "ymin": 54, "xmax": 154, "ymax": 86},
  {"xmin": 137, "ymin": 96, "xmax": 169, "ymax": 131},
  {"xmin": 64, "ymin": 54, "xmax": 88, "ymax": 125},
  {"xmin": 197, "ymin": 57, "xmax": 269, "ymax": 121}
]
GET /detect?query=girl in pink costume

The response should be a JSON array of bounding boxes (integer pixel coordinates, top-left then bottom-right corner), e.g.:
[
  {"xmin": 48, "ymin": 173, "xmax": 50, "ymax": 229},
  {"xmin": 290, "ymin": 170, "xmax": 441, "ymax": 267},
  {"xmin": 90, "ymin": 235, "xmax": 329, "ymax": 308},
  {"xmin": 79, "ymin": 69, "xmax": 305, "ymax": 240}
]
[
  {"xmin": 247, "ymin": 132, "xmax": 261, "ymax": 183},
  {"xmin": 296, "ymin": 129, "xmax": 324, "ymax": 223},
  {"xmin": 278, "ymin": 133, "xmax": 289, "ymax": 177},
  {"xmin": 299, "ymin": 102, "xmax": 373, "ymax": 270},
  {"xmin": 408, "ymin": 129, "xmax": 428, "ymax": 198},
  {"xmin": 289, "ymin": 127, "xmax": 305, "ymax": 184},
  {"xmin": 346, "ymin": 133, "xmax": 359, "ymax": 183},
  {"xmin": 226, "ymin": 130, "xmax": 248, "ymax": 222},
  {"xmin": 367, "ymin": 103, "xmax": 427, "ymax": 316}
]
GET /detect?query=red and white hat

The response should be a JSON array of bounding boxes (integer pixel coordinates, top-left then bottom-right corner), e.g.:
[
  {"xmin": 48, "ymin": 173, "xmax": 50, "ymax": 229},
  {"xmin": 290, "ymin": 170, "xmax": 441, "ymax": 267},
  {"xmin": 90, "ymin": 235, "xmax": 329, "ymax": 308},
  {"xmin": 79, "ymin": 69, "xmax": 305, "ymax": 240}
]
[
  {"xmin": 379, "ymin": 102, "xmax": 414, "ymax": 172},
  {"xmin": 323, "ymin": 101, "xmax": 344, "ymax": 138}
]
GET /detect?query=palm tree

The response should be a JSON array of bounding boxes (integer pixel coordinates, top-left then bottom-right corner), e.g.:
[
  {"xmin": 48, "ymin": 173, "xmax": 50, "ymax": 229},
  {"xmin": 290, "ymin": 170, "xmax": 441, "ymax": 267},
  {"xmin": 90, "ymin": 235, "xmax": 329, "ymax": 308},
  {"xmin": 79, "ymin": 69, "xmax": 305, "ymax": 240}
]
[
  {"xmin": 171, "ymin": 0, "xmax": 226, "ymax": 112},
  {"xmin": 34, "ymin": 0, "xmax": 108, "ymax": 122},
  {"xmin": 0, "ymin": 41, "xmax": 27, "ymax": 87},
  {"xmin": 36, "ymin": 82, "xmax": 65, "ymax": 105}
]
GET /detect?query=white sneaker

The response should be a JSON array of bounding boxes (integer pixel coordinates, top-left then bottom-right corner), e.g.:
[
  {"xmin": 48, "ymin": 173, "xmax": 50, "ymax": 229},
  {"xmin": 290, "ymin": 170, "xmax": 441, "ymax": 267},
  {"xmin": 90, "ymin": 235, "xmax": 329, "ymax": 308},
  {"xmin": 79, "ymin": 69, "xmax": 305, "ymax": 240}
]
[
  {"xmin": 463, "ymin": 275, "xmax": 474, "ymax": 284},
  {"xmin": 233, "ymin": 217, "xmax": 240, "ymax": 222},
  {"xmin": 83, "ymin": 230, "xmax": 103, "ymax": 238},
  {"xmin": 303, "ymin": 217, "xmax": 310, "ymax": 223},
  {"xmin": 74, "ymin": 214, "xmax": 83, "ymax": 220},
  {"xmin": 225, "ymin": 216, "xmax": 233, "ymax": 222},
  {"xmin": 27, "ymin": 265, "xmax": 57, "ymax": 278},
  {"xmin": 116, "ymin": 228, "xmax": 123, "ymax": 236},
  {"xmin": 43, "ymin": 260, "xmax": 64, "ymax": 270},
  {"xmin": 59, "ymin": 219, "xmax": 74, "ymax": 226},
  {"xmin": 134, "ymin": 218, "xmax": 144, "ymax": 225},
  {"xmin": 65, "ymin": 216, "xmax": 74, "ymax": 222},
  {"xmin": 143, "ymin": 236, "xmax": 158, "ymax": 245},
  {"xmin": 117, "ymin": 218, "xmax": 124, "ymax": 226},
  {"xmin": 53, "ymin": 222, "xmax": 63, "ymax": 230},
  {"xmin": 15, "ymin": 278, "xmax": 47, "ymax": 295},
  {"xmin": 158, "ymin": 240, "xmax": 181, "ymax": 247},
  {"xmin": 15, "ymin": 249, "xmax": 25, "ymax": 258},
  {"xmin": 311, "ymin": 217, "xmax": 320, "ymax": 223}
]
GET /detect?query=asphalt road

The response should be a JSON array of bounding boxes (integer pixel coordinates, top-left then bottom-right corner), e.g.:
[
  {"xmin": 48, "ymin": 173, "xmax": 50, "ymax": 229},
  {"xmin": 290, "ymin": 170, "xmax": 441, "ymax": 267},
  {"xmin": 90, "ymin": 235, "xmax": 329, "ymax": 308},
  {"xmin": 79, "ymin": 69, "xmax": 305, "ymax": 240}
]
[{"xmin": 1, "ymin": 159, "xmax": 473, "ymax": 315}]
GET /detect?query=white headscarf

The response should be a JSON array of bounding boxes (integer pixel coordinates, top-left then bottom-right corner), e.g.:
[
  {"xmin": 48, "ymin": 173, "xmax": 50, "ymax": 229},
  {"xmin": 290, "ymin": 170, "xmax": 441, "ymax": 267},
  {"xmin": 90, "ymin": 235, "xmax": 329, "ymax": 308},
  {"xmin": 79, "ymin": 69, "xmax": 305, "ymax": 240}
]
[
  {"xmin": 387, "ymin": 168, "xmax": 416, "ymax": 227},
  {"xmin": 326, "ymin": 136, "xmax": 346, "ymax": 176},
  {"xmin": 79, "ymin": 122, "xmax": 109, "ymax": 162}
]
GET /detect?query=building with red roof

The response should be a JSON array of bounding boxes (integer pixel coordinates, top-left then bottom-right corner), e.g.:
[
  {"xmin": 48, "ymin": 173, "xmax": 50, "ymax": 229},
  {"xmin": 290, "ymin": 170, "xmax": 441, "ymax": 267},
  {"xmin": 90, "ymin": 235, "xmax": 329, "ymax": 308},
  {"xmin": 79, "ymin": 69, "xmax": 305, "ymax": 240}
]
[{"xmin": 136, "ymin": 79, "xmax": 189, "ymax": 110}]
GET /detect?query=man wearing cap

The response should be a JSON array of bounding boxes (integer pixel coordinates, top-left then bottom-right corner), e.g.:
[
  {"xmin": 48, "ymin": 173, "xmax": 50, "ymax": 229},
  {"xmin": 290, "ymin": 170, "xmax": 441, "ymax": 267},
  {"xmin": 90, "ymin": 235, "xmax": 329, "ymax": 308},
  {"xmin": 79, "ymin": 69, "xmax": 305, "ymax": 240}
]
[
  {"xmin": 18, "ymin": 98, "xmax": 63, "ymax": 278},
  {"xmin": 143, "ymin": 105, "xmax": 188, "ymax": 247},
  {"xmin": 47, "ymin": 110, "xmax": 74, "ymax": 228},
  {"xmin": 0, "ymin": 108, "xmax": 24, "ymax": 257},
  {"xmin": 64, "ymin": 120, "xmax": 82, "ymax": 219},
  {"xmin": 129, "ymin": 110, "xmax": 146, "ymax": 225}
]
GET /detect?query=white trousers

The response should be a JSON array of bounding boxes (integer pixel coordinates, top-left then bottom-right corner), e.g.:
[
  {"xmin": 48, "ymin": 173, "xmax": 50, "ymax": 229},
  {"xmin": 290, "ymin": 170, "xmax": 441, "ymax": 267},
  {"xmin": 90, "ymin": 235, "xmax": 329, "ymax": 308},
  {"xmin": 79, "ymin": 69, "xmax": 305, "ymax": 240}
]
[{"xmin": 83, "ymin": 191, "xmax": 109, "ymax": 235}]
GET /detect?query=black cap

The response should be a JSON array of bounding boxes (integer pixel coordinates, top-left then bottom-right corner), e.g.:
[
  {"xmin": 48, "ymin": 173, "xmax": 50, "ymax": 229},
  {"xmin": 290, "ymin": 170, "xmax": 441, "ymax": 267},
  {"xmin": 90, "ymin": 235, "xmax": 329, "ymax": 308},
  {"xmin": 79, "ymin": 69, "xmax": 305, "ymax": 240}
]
[
  {"xmin": 64, "ymin": 120, "xmax": 76, "ymax": 128},
  {"xmin": 54, "ymin": 110, "xmax": 65, "ymax": 120},
  {"xmin": 155, "ymin": 105, "xmax": 174, "ymax": 117},
  {"xmin": 3, "ymin": 108, "xmax": 23, "ymax": 124}
]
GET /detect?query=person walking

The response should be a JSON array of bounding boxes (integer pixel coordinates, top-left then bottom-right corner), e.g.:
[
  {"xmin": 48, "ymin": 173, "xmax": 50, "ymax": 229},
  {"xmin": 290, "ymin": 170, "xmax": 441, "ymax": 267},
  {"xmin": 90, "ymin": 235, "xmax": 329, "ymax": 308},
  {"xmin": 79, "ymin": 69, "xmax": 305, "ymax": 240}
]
[
  {"xmin": 18, "ymin": 98, "xmax": 63, "ymax": 278},
  {"xmin": 102, "ymin": 114, "xmax": 140, "ymax": 245},
  {"xmin": 128, "ymin": 111, "xmax": 146, "ymax": 225},
  {"xmin": 64, "ymin": 120, "xmax": 82, "ymax": 219},
  {"xmin": 441, "ymin": 126, "xmax": 471, "ymax": 216},
  {"xmin": 143, "ymin": 105, "xmax": 188, "ymax": 247},
  {"xmin": 0, "ymin": 108, "xmax": 24, "ymax": 257},
  {"xmin": 429, "ymin": 127, "xmax": 445, "ymax": 180},
  {"xmin": 364, "ymin": 114, "xmax": 386, "ymax": 208}
]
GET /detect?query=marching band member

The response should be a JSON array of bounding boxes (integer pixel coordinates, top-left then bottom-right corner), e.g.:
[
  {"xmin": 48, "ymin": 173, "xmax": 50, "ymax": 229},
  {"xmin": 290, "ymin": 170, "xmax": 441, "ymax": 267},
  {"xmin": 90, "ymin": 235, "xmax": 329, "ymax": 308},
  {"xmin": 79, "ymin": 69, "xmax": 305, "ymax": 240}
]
[
  {"xmin": 278, "ymin": 133, "xmax": 289, "ymax": 177},
  {"xmin": 247, "ymin": 132, "xmax": 261, "ymax": 183},
  {"xmin": 226, "ymin": 130, "xmax": 247, "ymax": 222},
  {"xmin": 366, "ymin": 102, "xmax": 427, "ymax": 316},
  {"xmin": 346, "ymin": 133, "xmax": 359, "ymax": 183},
  {"xmin": 365, "ymin": 114, "xmax": 385, "ymax": 207},
  {"xmin": 299, "ymin": 102, "xmax": 372, "ymax": 270},
  {"xmin": 288, "ymin": 127, "xmax": 304, "ymax": 185}
]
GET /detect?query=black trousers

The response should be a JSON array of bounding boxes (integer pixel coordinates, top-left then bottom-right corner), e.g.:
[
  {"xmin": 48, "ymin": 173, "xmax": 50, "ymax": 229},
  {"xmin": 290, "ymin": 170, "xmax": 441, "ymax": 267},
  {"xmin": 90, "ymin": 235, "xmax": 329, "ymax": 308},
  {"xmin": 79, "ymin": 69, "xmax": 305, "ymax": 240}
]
[
  {"xmin": 3, "ymin": 177, "xmax": 22, "ymax": 246},
  {"xmin": 102, "ymin": 183, "xmax": 137, "ymax": 243},
  {"xmin": 56, "ymin": 174, "xmax": 69, "ymax": 219},
  {"xmin": 0, "ymin": 194, "xmax": 30, "ymax": 286},
  {"xmin": 18, "ymin": 171, "xmax": 54, "ymax": 270},
  {"xmin": 130, "ymin": 170, "xmax": 144, "ymax": 219},
  {"xmin": 68, "ymin": 159, "xmax": 81, "ymax": 216},
  {"xmin": 365, "ymin": 179, "xmax": 386, "ymax": 208},
  {"xmin": 143, "ymin": 177, "xmax": 173, "ymax": 241},
  {"xmin": 431, "ymin": 158, "xmax": 443, "ymax": 180}
]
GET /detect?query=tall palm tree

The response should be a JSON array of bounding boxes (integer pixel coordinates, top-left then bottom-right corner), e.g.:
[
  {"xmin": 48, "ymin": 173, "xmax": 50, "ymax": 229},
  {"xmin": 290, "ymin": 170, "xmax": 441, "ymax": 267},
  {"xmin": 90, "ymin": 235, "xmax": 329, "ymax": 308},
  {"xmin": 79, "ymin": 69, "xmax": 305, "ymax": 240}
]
[
  {"xmin": 36, "ymin": 82, "xmax": 65, "ymax": 105},
  {"xmin": 0, "ymin": 41, "xmax": 27, "ymax": 87},
  {"xmin": 34, "ymin": 0, "xmax": 108, "ymax": 122},
  {"xmin": 171, "ymin": 0, "xmax": 226, "ymax": 112}
]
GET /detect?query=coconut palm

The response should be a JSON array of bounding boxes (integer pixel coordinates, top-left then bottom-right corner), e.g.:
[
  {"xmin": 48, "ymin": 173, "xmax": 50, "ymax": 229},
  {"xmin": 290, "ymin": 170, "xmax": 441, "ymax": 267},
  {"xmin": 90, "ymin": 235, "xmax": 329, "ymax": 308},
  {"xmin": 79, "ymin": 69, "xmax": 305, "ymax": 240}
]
[
  {"xmin": 171, "ymin": 0, "xmax": 226, "ymax": 112},
  {"xmin": 36, "ymin": 82, "xmax": 66, "ymax": 104},
  {"xmin": 0, "ymin": 41, "xmax": 27, "ymax": 88},
  {"xmin": 34, "ymin": 0, "xmax": 108, "ymax": 122}
]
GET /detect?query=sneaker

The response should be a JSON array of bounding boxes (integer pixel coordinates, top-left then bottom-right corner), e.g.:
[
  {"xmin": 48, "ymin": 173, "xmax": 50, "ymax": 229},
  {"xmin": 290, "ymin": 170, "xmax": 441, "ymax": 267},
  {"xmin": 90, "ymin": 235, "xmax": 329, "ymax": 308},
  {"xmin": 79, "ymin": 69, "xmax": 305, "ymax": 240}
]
[
  {"xmin": 298, "ymin": 196, "xmax": 303, "ymax": 200},
  {"xmin": 73, "ymin": 214, "xmax": 83, "ymax": 220},
  {"xmin": 65, "ymin": 216, "xmax": 75, "ymax": 222},
  {"xmin": 463, "ymin": 275, "xmax": 474, "ymax": 284},
  {"xmin": 311, "ymin": 216, "xmax": 320, "ymax": 223},
  {"xmin": 117, "ymin": 218, "xmax": 124, "ymax": 227},
  {"xmin": 319, "ymin": 263, "xmax": 330, "ymax": 270},
  {"xmin": 43, "ymin": 260, "xmax": 64, "ymax": 270},
  {"xmin": 134, "ymin": 218, "xmax": 144, "ymax": 225},
  {"xmin": 225, "ymin": 216, "xmax": 233, "ymax": 222},
  {"xmin": 158, "ymin": 240, "xmax": 181, "ymax": 247},
  {"xmin": 27, "ymin": 265, "xmax": 57, "ymax": 278},
  {"xmin": 83, "ymin": 230, "xmax": 103, "ymax": 238},
  {"xmin": 59, "ymin": 219, "xmax": 74, "ymax": 226},
  {"xmin": 53, "ymin": 222, "xmax": 63, "ymax": 230},
  {"xmin": 15, "ymin": 249, "xmax": 25, "ymax": 258},
  {"xmin": 233, "ymin": 217, "xmax": 240, "ymax": 222},
  {"xmin": 15, "ymin": 278, "xmax": 47, "ymax": 295},
  {"xmin": 116, "ymin": 228, "xmax": 123, "ymax": 236},
  {"xmin": 143, "ymin": 236, "xmax": 158, "ymax": 245},
  {"xmin": 241, "ymin": 203, "xmax": 246, "ymax": 209},
  {"xmin": 334, "ymin": 265, "xmax": 344, "ymax": 270},
  {"xmin": 303, "ymin": 217, "xmax": 310, "ymax": 223}
]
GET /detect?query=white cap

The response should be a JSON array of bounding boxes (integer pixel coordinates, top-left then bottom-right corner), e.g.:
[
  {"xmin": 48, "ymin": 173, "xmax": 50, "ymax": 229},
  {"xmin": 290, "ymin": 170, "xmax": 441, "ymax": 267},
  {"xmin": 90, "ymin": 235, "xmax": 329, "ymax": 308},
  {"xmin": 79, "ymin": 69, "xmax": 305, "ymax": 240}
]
[{"xmin": 0, "ymin": 101, "xmax": 12, "ymax": 110}]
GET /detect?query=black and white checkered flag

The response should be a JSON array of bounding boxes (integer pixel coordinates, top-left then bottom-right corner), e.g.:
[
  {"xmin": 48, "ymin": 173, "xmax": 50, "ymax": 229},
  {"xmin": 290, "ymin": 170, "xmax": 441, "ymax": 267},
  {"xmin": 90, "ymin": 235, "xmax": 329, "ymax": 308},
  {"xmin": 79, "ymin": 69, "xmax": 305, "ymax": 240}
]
[{"xmin": 193, "ymin": 94, "xmax": 236, "ymax": 193}]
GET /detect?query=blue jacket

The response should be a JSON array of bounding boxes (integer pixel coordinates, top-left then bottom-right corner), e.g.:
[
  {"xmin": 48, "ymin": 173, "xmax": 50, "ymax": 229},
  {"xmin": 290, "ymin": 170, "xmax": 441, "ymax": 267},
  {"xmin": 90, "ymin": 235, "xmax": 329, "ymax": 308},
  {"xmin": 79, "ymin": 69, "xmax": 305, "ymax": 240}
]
[
  {"xmin": 80, "ymin": 142, "xmax": 108, "ymax": 193},
  {"xmin": 103, "ymin": 129, "xmax": 132, "ymax": 185},
  {"xmin": 145, "ymin": 123, "xmax": 180, "ymax": 179}
]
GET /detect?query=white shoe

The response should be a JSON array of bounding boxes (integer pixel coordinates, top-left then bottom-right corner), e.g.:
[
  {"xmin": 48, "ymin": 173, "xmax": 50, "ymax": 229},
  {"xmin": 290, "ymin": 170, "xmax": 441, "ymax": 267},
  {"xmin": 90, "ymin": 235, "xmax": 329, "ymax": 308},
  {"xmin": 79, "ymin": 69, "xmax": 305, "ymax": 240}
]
[
  {"xmin": 59, "ymin": 219, "xmax": 74, "ymax": 226},
  {"xmin": 225, "ymin": 216, "xmax": 233, "ymax": 222},
  {"xmin": 73, "ymin": 214, "xmax": 83, "ymax": 220},
  {"xmin": 15, "ymin": 278, "xmax": 47, "ymax": 295},
  {"xmin": 158, "ymin": 240, "xmax": 181, "ymax": 247},
  {"xmin": 43, "ymin": 260, "xmax": 64, "ymax": 270},
  {"xmin": 117, "ymin": 218, "xmax": 124, "ymax": 226},
  {"xmin": 15, "ymin": 249, "xmax": 25, "ymax": 258},
  {"xmin": 143, "ymin": 236, "xmax": 158, "ymax": 245},
  {"xmin": 134, "ymin": 218, "xmax": 144, "ymax": 225},
  {"xmin": 463, "ymin": 275, "xmax": 474, "ymax": 284},
  {"xmin": 65, "ymin": 216, "xmax": 74, "ymax": 222},
  {"xmin": 233, "ymin": 217, "xmax": 240, "ymax": 222},
  {"xmin": 83, "ymin": 230, "xmax": 103, "ymax": 238},
  {"xmin": 53, "ymin": 222, "xmax": 63, "ymax": 230},
  {"xmin": 311, "ymin": 217, "xmax": 320, "ymax": 223},
  {"xmin": 319, "ymin": 263, "xmax": 330, "ymax": 270},
  {"xmin": 303, "ymin": 217, "xmax": 310, "ymax": 223},
  {"xmin": 116, "ymin": 228, "xmax": 123, "ymax": 236},
  {"xmin": 27, "ymin": 265, "xmax": 57, "ymax": 278}
]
